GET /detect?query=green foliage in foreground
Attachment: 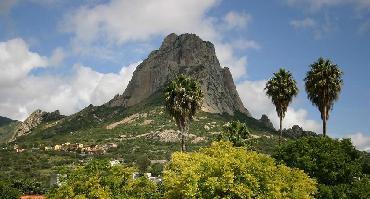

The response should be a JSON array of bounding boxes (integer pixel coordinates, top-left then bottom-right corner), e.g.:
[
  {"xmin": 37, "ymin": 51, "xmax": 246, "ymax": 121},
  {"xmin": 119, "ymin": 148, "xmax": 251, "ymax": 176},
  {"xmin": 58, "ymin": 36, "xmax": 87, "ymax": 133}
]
[
  {"xmin": 47, "ymin": 142, "xmax": 317, "ymax": 199},
  {"xmin": 163, "ymin": 141, "xmax": 317, "ymax": 199},
  {"xmin": 274, "ymin": 136, "xmax": 370, "ymax": 198},
  {"xmin": 217, "ymin": 120, "xmax": 250, "ymax": 147},
  {"xmin": 0, "ymin": 180, "xmax": 21, "ymax": 199},
  {"xmin": 47, "ymin": 159, "xmax": 159, "ymax": 199}
]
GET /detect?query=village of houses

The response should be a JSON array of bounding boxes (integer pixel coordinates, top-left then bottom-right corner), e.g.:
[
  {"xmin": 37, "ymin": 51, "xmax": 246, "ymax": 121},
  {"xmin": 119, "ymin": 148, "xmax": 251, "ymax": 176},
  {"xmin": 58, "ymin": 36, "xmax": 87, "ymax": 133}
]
[{"xmin": 9, "ymin": 142, "xmax": 118, "ymax": 155}]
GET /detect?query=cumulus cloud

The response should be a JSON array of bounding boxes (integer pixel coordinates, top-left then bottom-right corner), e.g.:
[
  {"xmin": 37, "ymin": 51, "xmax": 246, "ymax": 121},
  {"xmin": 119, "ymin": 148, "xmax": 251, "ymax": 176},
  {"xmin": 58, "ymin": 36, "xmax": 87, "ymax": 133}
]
[
  {"xmin": 0, "ymin": 38, "xmax": 140, "ymax": 120},
  {"xmin": 236, "ymin": 80, "xmax": 320, "ymax": 132},
  {"xmin": 0, "ymin": 61, "xmax": 139, "ymax": 121},
  {"xmin": 0, "ymin": 38, "xmax": 48, "ymax": 85},
  {"xmin": 49, "ymin": 47, "xmax": 65, "ymax": 66},
  {"xmin": 215, "ymin": 42, "xmax": 248, "ymax": 80},
  {"xmin": 347, "ymin": 132, "xmax": 370, "ymax": 152},
  {"xmin": 61, "ymin": 0, "xmax": 220, "ymax": 49},
  {"xmin": 222, "ymin": 11, "xmax": 251, "ymax": 30}
]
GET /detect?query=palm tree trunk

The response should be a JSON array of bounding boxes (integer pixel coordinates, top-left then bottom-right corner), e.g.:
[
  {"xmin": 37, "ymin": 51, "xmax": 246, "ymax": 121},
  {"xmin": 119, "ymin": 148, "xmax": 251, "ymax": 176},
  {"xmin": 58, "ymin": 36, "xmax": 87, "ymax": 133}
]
[
  {"xmin": 279, "ymin": 116, "xmax": 282, "ymax": 145},
  {"xmin": 180, "ymin": 123, "xmax": 186, "ymax": 152},
  {"xmin": 181, "ymin": 130, "xmax": 185, "ymax": 152},
  {"xmin": 323, "ymin": 106, "xmax": 327, "ymax": 137}
]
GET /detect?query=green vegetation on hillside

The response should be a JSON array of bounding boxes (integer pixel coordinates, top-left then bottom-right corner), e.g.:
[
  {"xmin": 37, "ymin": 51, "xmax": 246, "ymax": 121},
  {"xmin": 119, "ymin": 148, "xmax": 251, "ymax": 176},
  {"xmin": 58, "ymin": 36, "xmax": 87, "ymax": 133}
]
[
  {"xmin": 48, "ymin": 142, "xmax": 317, "ymax": 199},
  {"xmin": 0, "ymin": 116, "xmax": 19, "ymax": 143},
  {"xmin": 274, "ymin": 137, "xmax": 370, "ymax": 198}
]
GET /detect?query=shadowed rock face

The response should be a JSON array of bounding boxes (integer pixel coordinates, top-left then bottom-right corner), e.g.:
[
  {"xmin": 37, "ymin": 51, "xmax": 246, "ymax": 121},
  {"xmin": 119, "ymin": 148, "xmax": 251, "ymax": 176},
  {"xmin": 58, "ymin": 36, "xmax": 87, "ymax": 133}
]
[
  {"xmin": 107, "ymin": 33, "xmax": 250, "ymax": 116},
  {"xmin": 12, "ymin": 110, "xmax": 65, "ymax": 140}
]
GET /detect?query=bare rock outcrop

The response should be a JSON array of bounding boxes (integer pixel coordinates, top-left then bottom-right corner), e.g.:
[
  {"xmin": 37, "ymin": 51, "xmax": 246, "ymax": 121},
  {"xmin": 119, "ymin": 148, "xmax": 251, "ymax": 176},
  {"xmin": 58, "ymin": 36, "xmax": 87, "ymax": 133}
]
[
  {"xmin": 107, "ymin": 33, "xmax": 250, "ymax": 116},
  {"xmin": 259, "ymin": 114, "xmax": 275, "ymax": 130},
  {"xmin": 13, "ymin": 110, "xmax": 65, "ymax": 139}
]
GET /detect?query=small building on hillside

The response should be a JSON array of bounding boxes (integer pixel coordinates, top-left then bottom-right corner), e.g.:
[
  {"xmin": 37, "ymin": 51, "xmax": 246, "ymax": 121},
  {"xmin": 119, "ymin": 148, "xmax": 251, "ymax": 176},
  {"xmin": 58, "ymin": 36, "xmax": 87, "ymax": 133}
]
[{"xmin": 20, "ymin": 195, "xmax": 46, "ymax": 199}]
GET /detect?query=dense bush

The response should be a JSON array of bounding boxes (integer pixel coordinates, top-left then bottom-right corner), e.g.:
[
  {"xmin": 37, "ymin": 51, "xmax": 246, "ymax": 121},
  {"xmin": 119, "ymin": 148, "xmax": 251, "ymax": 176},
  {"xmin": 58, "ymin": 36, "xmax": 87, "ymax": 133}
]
[
  {"xmin": 163, "ymin": 141, "xmax": 317, "ymax": 198},
  {"xmin": 47, "ymin": 159, "xmax": 159, "ymax": 199},
  {"xmin": 274, "ymin": 136, "xmax": 369, "ymax": 198},
  {"xmin": 217, "ymin": 120, "xmax": 250, "ymax": 147},
  {"xmin": 0, "ymin": 180, "xmax": 21, "ymax": 199}
]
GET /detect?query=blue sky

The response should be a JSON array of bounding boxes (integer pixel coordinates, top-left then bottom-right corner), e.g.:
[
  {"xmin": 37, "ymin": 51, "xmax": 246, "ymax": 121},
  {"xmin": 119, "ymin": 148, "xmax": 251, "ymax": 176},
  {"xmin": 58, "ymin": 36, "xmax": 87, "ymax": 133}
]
[{"xmin": 0, "ymin": 0, "xmax": 369, "ymax": 151}]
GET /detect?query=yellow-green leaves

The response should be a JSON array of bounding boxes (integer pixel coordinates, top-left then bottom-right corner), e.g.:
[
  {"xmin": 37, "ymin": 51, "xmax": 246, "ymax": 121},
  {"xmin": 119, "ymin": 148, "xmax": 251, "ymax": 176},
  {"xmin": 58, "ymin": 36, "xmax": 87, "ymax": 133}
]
[{"xmin": 163, "ymin": 141, "xmax": 317, "ymax": 199}]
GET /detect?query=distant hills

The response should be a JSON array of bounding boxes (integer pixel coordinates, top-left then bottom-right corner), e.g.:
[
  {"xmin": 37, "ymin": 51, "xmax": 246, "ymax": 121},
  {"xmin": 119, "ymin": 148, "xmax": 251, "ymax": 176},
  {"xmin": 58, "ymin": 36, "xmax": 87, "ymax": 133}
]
[{"xmin": 0, "ymin": 116, "xmax": 19, "ymax": 143}]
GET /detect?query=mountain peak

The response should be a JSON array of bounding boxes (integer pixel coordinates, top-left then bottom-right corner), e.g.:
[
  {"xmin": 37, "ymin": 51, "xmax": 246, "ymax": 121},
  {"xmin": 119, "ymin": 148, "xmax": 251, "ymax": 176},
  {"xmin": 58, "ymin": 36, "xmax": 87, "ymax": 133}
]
[{"xmin": 107, "ymin": 33, "xmax": 250, "ymax": 116}]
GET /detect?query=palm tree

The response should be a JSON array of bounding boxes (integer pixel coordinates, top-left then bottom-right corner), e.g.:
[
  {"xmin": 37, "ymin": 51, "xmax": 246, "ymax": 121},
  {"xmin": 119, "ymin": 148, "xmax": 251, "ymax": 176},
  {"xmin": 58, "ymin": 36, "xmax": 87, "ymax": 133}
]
[
  {"xmin": 304, "ymin": 57, "xmax": 343, "ymax": 137},
  {"xmin": 265, "ymin": 68, "xmax": 299, "ymax": 144},
  {"xmin": 164, "ymin": 75, "xmax": 203, "ymax": 152}
]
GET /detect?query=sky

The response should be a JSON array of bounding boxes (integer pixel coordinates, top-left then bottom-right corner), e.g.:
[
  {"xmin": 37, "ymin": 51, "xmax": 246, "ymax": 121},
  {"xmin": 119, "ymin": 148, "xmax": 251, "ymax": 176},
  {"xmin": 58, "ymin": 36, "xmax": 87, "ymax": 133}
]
[{"xmin": 0, "ymin": 0, "xmax": 369, "ymax": 151}]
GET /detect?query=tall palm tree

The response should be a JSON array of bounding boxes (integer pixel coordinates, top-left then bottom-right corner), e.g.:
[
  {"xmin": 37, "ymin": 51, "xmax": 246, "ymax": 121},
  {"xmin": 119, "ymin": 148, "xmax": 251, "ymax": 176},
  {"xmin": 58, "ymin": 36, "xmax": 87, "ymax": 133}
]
[
  {"xmin": 164, "ymin": 75, "xmax": 203, "ymax": 152},
  {"xmin": 304, "ymin": 57, "xmax": 343, "ymax": 137},
  {"xmin": 265, "ymin": 68, "xmax": 299, "ymax": 144}
]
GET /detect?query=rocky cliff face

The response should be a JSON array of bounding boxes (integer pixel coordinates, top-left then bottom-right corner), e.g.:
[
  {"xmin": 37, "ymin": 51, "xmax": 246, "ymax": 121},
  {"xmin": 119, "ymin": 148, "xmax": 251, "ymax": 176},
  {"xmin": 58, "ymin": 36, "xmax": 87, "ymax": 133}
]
[
  {"xmin": 107, "ymin": 33, "xmax": 250, "ymax": 116},
  {"xmin": 259, "ymin": 114, "xmax": 274, "ymax": 130},
  {"xmin": 12, "ymin": 110, "xmax": 65, "ymax": 139}
]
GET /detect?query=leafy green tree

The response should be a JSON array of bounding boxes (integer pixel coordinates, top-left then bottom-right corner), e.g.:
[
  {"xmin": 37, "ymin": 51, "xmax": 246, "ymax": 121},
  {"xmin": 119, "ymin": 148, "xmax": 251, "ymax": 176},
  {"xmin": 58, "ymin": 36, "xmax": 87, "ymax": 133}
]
[
  {"xmin": 274, "ymin": 136, "xmax": 368, "ymax": 198},
  {"xmin": 218, "ymin": 120, "xmax": 250, "ymax": 147},
  {"xmin": 0, "ymin": 180, "xmax": 21, "ymax": 199},
  {"xmin": 136, "ymin": 154, "xmax": 151, "ymax": 174},
  {"xmin": 164, "ymin": 75, "xmax": 203, "ymax": 152},
  {"xmin": 265, "ymin": 68, "xmax": 298, "ymax": 143},
  {"xmin": 163, "ymin": 141, "xmax": 317, "ymax": 198},
  {"xmin": 304, "ymin": 57, "xmax": 343, "ymax": 136},
  {"xmin": 47, "ymin": 159, "xmax": 159, "ymax": 199}
]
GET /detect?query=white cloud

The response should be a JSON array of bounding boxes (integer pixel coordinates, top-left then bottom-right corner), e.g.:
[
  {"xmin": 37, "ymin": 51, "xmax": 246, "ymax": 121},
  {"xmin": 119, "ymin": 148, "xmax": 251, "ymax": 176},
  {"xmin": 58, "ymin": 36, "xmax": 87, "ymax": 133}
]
[
  {"xmin": 290, "ymin": 16, "xmax": 335, "ymax": 39},
  {"xmin": 290, "ymin": 18, "xmax": 317, "ymax": 29},
  {"xmin": 0, "ymin": 38, "xmax": 48, "ymax": 85},
  {"xmin": 236, "ymin": 80, "xmax": 321, "ymax": 132},
  {"xmin": 0, "ymin": 38, "xmax": 140, "ymax": 120},
  {"xmin": 215, "ymin": 42, "xmax": 248, "ymax": 80},
  {"xmin": 49, "ymin": 47, "xmax": 65, "ymax": 66},
  {"xmin": 230, "ymin": 39, "xmax": 261, "ymax": 50},
  {"xmin": 61, "ymin": 0, "xmax": 220, "ymax": 49},
  {"xmin": 0, "ymin": 62, "xmax": 140, "ymax": 121},
  {"xmin": 222, "ymin": 11, "xmax": 251, "ymax": 30},
  {"xmin": 347, "ymin": 132, "xmax": 370, "ymax": 152},
  {"xmin": 60, "ymin": 0, "xmax": 255, "ymax": 80},
  {"xmin": 286, "ymin": 0, "xmax": 370, "ymax": 10}
]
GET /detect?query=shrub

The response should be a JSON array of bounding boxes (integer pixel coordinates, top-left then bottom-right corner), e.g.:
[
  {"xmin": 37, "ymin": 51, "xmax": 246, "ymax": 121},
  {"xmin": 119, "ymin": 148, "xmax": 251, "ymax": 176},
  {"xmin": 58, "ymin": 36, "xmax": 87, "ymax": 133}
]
[
  {"xmin": 163, "ymin": 141, "xmax": 317, "ymax": 199},
  {"xmin": 274, "ymin": 136, "xmax": 368, "ymax": 198},
  {"xmin": 47, "ymin": 159, "xmax": 158, "ymax": 199},
  {"xmin": 218, "ymin": 120, "xmax": 250, "ymax": 147}
]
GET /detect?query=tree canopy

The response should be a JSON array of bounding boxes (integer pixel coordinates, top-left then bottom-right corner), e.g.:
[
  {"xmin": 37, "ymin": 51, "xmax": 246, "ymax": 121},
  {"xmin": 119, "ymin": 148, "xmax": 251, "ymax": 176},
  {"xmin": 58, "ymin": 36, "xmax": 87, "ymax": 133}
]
[
  {"xmin": 217, "ymin": 120, "xmax": 250, "ymax": 147},
  {"xmin": 47, "ymin": 159, "xmax": 159, "ymax": 199},
  {"xmin": 274, "ymin": 136, "xmax": 369, "ymax": 198},
  {"xmin": 163, "ymin": 141, "xmax": 317, "ymax": 199}
]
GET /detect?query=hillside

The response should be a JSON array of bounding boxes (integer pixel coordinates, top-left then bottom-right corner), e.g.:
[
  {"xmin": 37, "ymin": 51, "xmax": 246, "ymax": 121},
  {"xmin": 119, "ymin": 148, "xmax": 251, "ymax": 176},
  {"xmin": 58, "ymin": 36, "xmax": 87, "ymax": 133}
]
[{"xmin": 0, "ymin": 116, "xmax": 19, "ymax": 143}]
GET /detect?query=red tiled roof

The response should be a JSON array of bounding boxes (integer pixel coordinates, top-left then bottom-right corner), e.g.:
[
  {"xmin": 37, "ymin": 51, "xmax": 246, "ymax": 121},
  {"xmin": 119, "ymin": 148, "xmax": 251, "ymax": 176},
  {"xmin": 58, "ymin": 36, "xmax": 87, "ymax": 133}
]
[{"xmin": 20, "ymin": 195, "xmax": 46, "ymax": 199}]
